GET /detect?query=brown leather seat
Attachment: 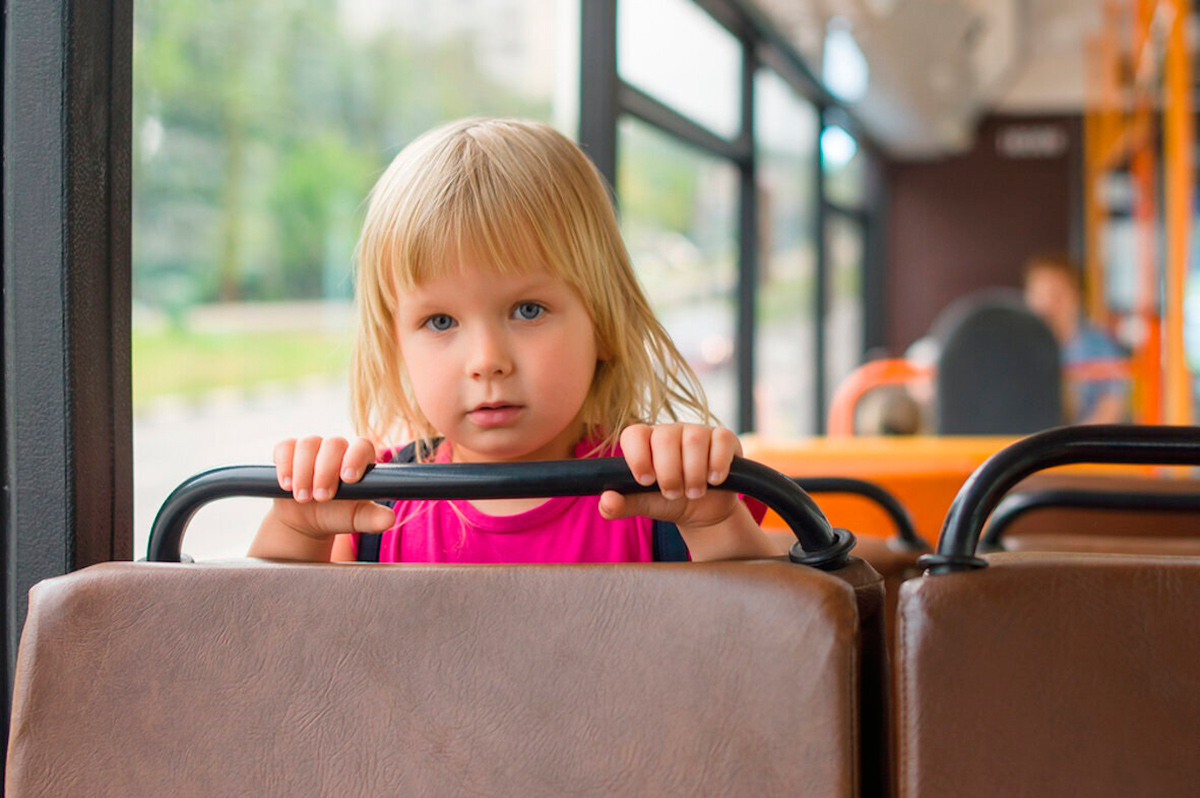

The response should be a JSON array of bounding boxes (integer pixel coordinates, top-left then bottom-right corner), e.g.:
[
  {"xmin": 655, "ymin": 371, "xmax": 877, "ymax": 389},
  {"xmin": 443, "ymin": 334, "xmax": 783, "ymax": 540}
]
[
  {"xmin": 769, "ymin": 530, "xmax": 923, "ymax": 614},
  {"xmin": 895, "ymin": 551, "xmax": 1200, "ymax": 798},
  {"xmin": 7, "ymin": 557, "xmax": 887, "ymax": 797}
]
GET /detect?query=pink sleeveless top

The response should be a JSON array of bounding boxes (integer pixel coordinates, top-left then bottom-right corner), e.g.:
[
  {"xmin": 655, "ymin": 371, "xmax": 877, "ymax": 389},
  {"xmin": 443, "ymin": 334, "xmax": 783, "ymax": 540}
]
[{"xmin": 354, "ymin": 438, "xmax": 764, "ymax": 564}]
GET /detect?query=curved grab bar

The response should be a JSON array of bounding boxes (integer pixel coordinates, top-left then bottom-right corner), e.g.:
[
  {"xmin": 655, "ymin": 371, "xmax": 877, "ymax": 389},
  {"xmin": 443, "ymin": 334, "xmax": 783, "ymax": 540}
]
[
  {"xmin": 979, "ymin": 488, "xmax": 1200, "ymax": 552},
  {"xmin": 148, "ymin": 456, "xmax": 857, "ymax": 570},
  {"xmin": 919, "ymin": 424, "xmax": 1200, "ymax": 573},
  {"xmin": 826, "ymin": 358, "xmax": 931, "ymax": 436},
  {"xmin": 794, "ymin": 477, "xmax": 927, "ymax": 551}
]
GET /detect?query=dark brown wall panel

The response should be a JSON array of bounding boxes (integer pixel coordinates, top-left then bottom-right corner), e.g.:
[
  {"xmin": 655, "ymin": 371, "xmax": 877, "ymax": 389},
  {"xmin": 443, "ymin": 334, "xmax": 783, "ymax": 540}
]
[{"xmin": 884, "ymin": 115, "xmax": 1081, "ymax": 352}]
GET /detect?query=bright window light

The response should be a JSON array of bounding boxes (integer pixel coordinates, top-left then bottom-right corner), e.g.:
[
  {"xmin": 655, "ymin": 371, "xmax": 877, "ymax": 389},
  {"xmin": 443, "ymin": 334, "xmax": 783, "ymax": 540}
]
[
  {"xmin": 821, "ymin": 125, "xmax": 858, "ymax": 169},
  {"xmin": 822, "ymin": 21, "xmax": 869, "ymax": 103}
]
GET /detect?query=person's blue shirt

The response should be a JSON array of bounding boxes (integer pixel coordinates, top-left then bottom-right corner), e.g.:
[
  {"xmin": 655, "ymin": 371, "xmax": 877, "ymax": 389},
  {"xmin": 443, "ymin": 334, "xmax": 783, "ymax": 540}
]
[{"xmin": 1062, "ymin": 321, "xmax": 1129, "ymax": 423}]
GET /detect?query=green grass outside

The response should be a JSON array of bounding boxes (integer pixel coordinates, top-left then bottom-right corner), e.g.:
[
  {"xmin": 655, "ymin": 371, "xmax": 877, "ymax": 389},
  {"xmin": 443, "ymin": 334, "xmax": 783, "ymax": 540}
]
[{"xmin": 132, "ymin": 329, "xmax": 351, "ymax": 410}]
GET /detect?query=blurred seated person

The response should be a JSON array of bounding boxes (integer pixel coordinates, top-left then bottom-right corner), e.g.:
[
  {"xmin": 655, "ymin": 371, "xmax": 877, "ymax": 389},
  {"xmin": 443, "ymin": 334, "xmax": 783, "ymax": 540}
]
[
  {"xmin": 1023, "ymin": 253, "xmax": 1130, "ymax": 424},
  {"xmin": 855, "ymin": 385, "xmax": 923, "ymax": 435}
]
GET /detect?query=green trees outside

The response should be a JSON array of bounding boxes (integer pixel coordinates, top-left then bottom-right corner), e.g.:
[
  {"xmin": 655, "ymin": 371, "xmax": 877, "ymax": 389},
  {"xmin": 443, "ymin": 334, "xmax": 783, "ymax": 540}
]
[{"xmin": 133, "ymin": 0, "xmax": 552, "ymax": 312}]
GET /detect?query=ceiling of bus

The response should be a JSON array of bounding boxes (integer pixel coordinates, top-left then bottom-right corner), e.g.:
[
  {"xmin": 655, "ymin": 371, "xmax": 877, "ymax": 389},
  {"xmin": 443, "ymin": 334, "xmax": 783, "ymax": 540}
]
[{"xmin": 754, "ymin": 0, "xmax": 1106, "ymax": 158}]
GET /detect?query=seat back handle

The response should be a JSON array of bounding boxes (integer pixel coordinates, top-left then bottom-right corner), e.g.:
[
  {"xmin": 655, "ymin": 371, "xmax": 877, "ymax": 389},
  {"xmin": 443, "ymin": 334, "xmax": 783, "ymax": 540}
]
[
  {"xmin": 980, "ymin": 487, "xmax": 1200, "ymax": 552},
  {"xmin": 795, "ymin": 476, "xmax": 927, "ymax": 552},
  {"xmin": 148, "ymin": 456, "xmax": 857, "ymax": 570},
  {"xmin": 920, "ymin": 424, "xmax": 1200, "ymax": 573}
]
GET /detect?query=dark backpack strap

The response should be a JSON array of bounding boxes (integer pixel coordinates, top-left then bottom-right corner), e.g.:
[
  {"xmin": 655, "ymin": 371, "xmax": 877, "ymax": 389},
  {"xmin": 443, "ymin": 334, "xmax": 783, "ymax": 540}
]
[
  {"xmin": 356, "ymin": 439, "xmax": 439, "ymax": 563},
  {"xmin": 651, "ymin": 520, "xmax": 689, "ymax": 562}
]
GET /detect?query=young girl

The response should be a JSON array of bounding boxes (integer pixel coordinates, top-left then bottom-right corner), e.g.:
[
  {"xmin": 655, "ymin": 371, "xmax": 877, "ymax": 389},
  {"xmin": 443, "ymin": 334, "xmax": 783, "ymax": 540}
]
[{"xmin": 249, "ymin": 117, "xmax": 777, "ymax": 564}]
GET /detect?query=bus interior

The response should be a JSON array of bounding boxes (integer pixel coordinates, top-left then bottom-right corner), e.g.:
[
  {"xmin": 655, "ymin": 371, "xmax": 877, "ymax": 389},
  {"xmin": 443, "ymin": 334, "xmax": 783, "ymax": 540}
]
[{"xmin": 5, "ymin": 0, "xmax": 1200, "ymax": 795}]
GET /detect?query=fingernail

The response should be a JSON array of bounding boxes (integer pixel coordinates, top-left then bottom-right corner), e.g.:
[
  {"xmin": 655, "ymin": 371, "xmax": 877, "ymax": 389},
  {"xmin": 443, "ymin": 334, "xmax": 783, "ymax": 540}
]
[
  {"xmin": 281, "ymin": 477, "xmax": 292, "ymax": 490},
  {"xmin": 709, "ymin": 471, "xmax": 723, "ymax": 484},
  {"xmin": 295, "ymin": 489, "xmax": 310, "ymax": 501},
  {"xmin": 663, "ymin": 489, "xmax": 682, "ymax": 501},
  {"xmin": 341, "ymin": 468, "xmax": 356, "ymax": 481},
  {"xmin": 637, "ymin": 473, "xmax": 655, "ymax": 486},
  {"xmin": 686, "ymin": 488, "xmax": 704, "ymax": 500},
  {"xmin": 313, "ymin": 488, "xmax": 329, "ymax": 501}
]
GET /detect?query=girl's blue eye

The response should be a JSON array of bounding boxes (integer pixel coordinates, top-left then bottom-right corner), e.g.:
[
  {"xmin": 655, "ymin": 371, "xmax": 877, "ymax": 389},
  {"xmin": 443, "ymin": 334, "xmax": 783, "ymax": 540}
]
[
  {"xmin": 514, "ymin": 302, "xmax": 544, "ymax": 321},
  {"xmin": 425, "ymin": 314, "xmax": 455, "ymax": 332}
]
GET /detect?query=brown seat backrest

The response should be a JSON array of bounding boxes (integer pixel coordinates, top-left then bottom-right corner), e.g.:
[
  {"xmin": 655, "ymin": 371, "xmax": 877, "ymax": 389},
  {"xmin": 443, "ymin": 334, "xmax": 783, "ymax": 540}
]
[
  {"xmin": 1003, "ymin": 472, "xmax": 1200, "ymax": 540},
  {"xmin": 7, "ymin": 558, "xmax": 886, "ymax": 798},
  {"xmin": 1003, "ymin": 532, "xmax": 1200, "ymax": 555},
  {"xmin": 895, "ymin": 552, "xmax": 1200, "ymax": 798}
]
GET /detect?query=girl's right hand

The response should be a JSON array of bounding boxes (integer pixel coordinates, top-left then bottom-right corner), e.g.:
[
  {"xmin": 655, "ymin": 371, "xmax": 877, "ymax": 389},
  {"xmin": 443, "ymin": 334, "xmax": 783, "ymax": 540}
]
[{"xmin": 267, "ymin": 436, "xmax": 396, "ymax": 542}]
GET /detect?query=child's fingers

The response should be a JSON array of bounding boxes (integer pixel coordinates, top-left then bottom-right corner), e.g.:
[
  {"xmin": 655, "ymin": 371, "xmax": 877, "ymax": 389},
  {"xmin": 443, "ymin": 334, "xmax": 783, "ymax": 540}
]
[
  {"xmin": 680, "ymin": 424, "xmax": 713, "ymax": 500},
  {"xmin": 273, "ymin": 439, "xmax": 298, "ymax": 491},
  {"xmin": 340, "ymin": 437, "xmax": 376, "ymax": 483},
  {"xmin": 619, "ymin": 424, "xmax": 657, "ymax": 487},
  {"xmin": 290, "ymin": 436, "xmax": 322, "ymax": 502},
  {"xmin": 707, "ymin": 427, "xmax": 741, "ymax": 486},
  {"xmin": 647, "ymin": 424, "xmax": 684, "ymax": 500},
  {"xmin": 349, "ymin": 500, "xmax": 397, "ymax": 533},
  {"xmin": 598, "ymin": 489, "xmax": 627, "ymax": 519},
  {"xmin": 312, "ymin": 437, "xmax": 350, "ymax": 501},
  {"xmin": 280, "ymin": 498, "xmax": 395, "ymax": 538}
]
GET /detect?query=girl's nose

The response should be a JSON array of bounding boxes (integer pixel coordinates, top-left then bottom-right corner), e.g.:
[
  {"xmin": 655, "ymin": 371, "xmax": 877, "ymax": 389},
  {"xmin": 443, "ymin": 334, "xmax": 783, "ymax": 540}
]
[{"xmin": 467, "ymin": 328, "xmax": 513, "ymax": 378}]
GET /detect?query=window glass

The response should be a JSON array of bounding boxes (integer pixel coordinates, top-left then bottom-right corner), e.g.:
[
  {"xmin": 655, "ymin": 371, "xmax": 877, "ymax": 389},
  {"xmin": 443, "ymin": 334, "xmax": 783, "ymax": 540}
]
[
  {"xmin": 753, "ymin": 69, "xmax": 819, "ymax": 437},
  {"xmin": 618, "ymin": 0, "xmax": 741, "ymax": 139},
  {"xmin": 824, "ymin": 214, "xmax": 865, "ymax": 409},
  {"xmin": 822, "ymin": 124, "xmax": 865, "ymax": 208},
  {"xmin": 133, "ymin": 0, "xmax": 580, "ymax": 559},
  {"xmin": 617, "ymin": 116, "xmax": 739, "ymax": 427}
]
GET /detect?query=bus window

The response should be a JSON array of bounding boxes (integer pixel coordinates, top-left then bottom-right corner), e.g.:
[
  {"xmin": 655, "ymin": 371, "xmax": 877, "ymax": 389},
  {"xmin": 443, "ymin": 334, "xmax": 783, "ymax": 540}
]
[
  {"xmin": 617, "ymin": 116, "xmax": 739, "ymax": 427},
  {"xmin": 824, "ymin": 213, "xmax": 865, "ymax": 409},
  {"xmin": 132, "ymin": 0, "xmax": 582, "ymax": 560},
  {"xmin": 617, "ymin": 0, "xmax": 741, "ymax": 140},
  {"xmin": 754, "ymin": 69, "xmax": 820, "ymax": 437}
]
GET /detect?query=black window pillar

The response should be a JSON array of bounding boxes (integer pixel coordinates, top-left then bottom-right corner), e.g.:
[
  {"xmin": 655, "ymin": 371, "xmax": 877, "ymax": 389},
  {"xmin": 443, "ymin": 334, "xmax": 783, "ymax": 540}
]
[
  {"xmin": 813, "ymin": 108, "xmax": 829, "ymax": 433},
  {"xmin": 3, "ymin": 0, "xmax": 133, "ymax": 751},
  {"xmin": 578, "ymin": 0, "xmax": 619, "ymax": 187},
  {"xmin": 735, "ymin": 43, "xmax": 757, "ymax": 432}
]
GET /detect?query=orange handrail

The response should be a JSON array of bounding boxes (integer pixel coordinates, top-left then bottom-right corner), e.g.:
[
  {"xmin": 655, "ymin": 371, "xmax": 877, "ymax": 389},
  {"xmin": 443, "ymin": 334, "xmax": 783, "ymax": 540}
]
[{"xmin": 827, "ymin": 359, "xmax": 931, "ymax": 436}]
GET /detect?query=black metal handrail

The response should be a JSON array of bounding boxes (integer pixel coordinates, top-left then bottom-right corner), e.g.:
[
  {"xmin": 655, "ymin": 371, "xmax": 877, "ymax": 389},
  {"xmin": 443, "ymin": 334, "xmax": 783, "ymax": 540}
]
[
  {"xmin": 148, "ymin": 456, "xmax": 857, "ymax": 570},
  {"xmin": 919, "ymin": 424, "xmax": 1200, "ymax": 573},
  {"xmin": 794, "ymin": 477, "xmax": 927, "ymax": 552},
  {"xmin": 979, "ymin": 488, "xmax": 1200, "ymax": 552}
]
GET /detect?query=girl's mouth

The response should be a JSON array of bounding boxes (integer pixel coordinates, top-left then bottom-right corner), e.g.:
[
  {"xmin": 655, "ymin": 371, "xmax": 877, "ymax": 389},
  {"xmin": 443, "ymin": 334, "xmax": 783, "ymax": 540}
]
[{"xmin": 468, "ymin": 404, "xmax": 523, "ymax": 427}]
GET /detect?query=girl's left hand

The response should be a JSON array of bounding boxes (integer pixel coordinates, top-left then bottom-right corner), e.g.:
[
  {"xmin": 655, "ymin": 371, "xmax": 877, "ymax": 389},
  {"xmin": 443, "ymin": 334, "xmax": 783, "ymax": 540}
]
[{"xmin": 598, "ymin": 423, "xmax": 742, "ymax": 528}]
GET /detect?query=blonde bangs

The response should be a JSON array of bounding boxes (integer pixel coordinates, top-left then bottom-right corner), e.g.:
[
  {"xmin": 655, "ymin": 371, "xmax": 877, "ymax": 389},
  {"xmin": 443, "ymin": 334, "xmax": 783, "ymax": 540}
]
[{"xmin": 389, "ymin": 122, "xmax": 588, "ymax": 290}]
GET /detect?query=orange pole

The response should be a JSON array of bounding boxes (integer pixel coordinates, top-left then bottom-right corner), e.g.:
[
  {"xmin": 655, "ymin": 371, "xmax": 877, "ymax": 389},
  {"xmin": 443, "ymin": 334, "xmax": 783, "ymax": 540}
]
[
  {"xmin": 1131, "ymin": 137, "xmax": 1163, "ymax": 423},
  {"xmin": 1163, "ymin": 0, "xmax": 1193, "ymax": 424},
  {"xmin": 1127, "ymin": 0, "xmax": 1162, "ymax": 424},
  {"xmin": 1083, "ymin": 36, "xmax": 1108, "ymax": 323}
]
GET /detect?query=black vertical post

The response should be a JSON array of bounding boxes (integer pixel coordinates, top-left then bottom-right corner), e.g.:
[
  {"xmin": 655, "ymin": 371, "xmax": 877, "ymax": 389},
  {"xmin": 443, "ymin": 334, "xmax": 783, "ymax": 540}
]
[
  {"xmin": 736, "ymin": 43, "xmax": 757, "ymax": 432},
  {"xmin": 578, "ymin": 0, "xmax": 619, "ymax": 189},
  {"xmin": 3, "ymin": 0, "xmax": 133, "ymax": 751},
  {"xmin": 862, "ymin": 152, "xmax": 887, "ymax": 355},
  {"xmin": 813, "ymin": 109, "xmax": 829, "ymax": 433}
]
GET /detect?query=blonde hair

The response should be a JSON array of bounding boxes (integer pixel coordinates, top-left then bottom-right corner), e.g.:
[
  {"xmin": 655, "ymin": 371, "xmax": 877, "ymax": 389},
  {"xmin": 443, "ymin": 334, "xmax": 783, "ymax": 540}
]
[{"xmin": 350, "ymin": 117, "xmax": 711, "ymax": 454}]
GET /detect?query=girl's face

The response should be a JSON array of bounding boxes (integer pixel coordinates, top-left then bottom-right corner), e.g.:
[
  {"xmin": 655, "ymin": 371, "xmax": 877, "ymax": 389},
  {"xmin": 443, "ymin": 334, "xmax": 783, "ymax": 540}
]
[{"xmin": 394, "ymin": 251, "xmax": 600, "ymax": 462}]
